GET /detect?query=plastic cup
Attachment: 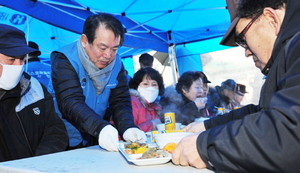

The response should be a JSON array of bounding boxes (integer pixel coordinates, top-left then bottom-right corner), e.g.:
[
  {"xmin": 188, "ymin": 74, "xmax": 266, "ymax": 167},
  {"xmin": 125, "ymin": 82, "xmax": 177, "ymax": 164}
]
[
  {"xmin": 175, "ymin": 123, "xmax": 182, "ymax": 130},
  {"xmin": 156, "ymin": 123, "xmax": 165, "ymax": 131}
]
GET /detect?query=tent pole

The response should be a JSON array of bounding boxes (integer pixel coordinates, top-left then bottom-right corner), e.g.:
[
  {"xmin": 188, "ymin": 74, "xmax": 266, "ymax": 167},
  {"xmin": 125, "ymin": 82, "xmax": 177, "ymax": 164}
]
[{"xmin": 168, "ymin": 46, "xmax": 178, "ymax": 85}]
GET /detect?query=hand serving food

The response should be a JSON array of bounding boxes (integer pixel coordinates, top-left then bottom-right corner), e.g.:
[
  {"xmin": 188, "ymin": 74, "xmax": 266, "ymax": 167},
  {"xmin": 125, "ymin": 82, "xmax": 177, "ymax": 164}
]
[
  {"xmin": 123, "ymin": 128, "xmax": 147, "ymax": 143},
  {"xmin": 98, "ymin": 125, "xmax": 119, "ymax": 152}
]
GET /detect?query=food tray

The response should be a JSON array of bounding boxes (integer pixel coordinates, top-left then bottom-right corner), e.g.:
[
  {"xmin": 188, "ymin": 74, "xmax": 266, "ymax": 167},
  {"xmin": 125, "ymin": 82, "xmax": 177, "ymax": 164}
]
[{"xmin": 118, "ymin": 143, "xmax": 171, "ymax": 166}]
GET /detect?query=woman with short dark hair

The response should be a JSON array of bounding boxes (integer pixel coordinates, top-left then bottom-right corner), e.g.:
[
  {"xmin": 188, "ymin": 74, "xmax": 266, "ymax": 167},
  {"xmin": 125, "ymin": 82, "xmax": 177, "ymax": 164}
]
[
  {"xmin": 128, "ymin": 67, "xmax": 164, "ymax": 132},
  {"xmin": 159, "ymin": 71, "xmax": 209, "ymax": 125}
]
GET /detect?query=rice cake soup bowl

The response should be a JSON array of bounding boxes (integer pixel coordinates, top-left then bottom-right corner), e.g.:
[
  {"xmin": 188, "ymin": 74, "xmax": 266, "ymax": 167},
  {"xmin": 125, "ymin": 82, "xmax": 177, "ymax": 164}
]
[{"xmin": 153, "ymin": 132, "xmax": 193, "ymax": 149}]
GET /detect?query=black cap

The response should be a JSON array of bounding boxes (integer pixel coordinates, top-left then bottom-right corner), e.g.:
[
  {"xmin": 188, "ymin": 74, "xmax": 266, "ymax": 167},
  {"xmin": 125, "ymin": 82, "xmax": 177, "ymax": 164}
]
[
  {"xmin": 220, "ymin": 0, "xmax": 240, "ymax": 46},
  {"xmin": 235, "ymin": 83, "xmax": 248, "ymax": 96},
  {"xmin": 202, "ymin": 72, "xmax": 211, "ymax": 83},
  {"xmin": 28, "ymin": 41, "xmax": 41, "ymax": 56},
  {"xmin": 0, "ymin": 24, "xmax": 40, "ymax": 57}
]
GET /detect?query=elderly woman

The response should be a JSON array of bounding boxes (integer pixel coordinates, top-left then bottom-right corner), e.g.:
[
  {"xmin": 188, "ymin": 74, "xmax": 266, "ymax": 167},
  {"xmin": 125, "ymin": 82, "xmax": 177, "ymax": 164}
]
[
  {"xmin": 159, "ymin": 71, "xmax": 210, "ymax": 125},
  {"xmin": 128, "ymin": 67, "xmax": 165, "ymax": 132}
]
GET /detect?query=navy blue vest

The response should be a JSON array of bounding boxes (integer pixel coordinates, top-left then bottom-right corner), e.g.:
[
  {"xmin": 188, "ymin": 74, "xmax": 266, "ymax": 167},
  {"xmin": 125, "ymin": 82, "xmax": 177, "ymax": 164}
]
[{"xmin": 58, "ymin": 41, "xmax": 122, "ymax": 118}]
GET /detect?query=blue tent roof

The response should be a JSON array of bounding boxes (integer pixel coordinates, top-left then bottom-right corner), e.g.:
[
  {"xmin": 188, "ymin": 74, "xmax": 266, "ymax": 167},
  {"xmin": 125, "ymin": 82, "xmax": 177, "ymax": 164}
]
[{"xmin": 0, "ymin": 0, "xmax": 232, "ymax": 58}]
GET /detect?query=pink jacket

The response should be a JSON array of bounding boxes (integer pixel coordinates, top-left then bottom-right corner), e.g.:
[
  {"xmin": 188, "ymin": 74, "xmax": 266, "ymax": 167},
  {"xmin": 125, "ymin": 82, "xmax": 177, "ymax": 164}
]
[{"xmin": 130, "ymin": 89, "xmax": 162, "ymax": 132}]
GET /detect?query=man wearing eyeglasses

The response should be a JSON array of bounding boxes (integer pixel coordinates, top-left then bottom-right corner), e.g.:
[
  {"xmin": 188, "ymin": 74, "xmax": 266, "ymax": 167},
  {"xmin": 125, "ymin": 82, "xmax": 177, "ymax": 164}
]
[{"xmin": 172, "ymin": 0, "xmax": 300, "ymax": 172}]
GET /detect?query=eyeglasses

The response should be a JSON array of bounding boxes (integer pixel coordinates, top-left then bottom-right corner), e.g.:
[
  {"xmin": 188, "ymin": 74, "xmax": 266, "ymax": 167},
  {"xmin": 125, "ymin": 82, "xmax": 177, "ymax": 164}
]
[{"xmin": 234, "ymin": 12, "xmax": 263, "ymax": 48}]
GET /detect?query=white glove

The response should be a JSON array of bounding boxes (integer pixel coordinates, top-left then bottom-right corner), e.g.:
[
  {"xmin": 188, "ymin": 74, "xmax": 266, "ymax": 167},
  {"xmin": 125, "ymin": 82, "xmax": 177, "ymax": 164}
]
[
  {"xmin": 98, "ymin": 125, "xmax": 119, "ymax": 152},
  {"xmin": 123, "ymin": 128, "xmax": 146, "ymax": 143}
]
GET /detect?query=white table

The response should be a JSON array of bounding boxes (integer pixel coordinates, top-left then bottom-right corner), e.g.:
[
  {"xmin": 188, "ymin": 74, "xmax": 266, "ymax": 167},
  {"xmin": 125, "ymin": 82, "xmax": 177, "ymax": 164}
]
[{"xmin": 0, "ymin": 145, "xmax": 214, "ymax": 173}]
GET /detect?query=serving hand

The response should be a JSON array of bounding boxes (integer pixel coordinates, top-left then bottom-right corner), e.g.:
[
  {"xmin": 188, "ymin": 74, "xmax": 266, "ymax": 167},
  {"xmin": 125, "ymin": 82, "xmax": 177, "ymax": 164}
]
[
  {"xmin": 123, "ymin": 128, "xmax": 146, "ymax": 143},
  {"xmin": 98, "ymin": 125, "xmax": 119, "ymax": 152}
]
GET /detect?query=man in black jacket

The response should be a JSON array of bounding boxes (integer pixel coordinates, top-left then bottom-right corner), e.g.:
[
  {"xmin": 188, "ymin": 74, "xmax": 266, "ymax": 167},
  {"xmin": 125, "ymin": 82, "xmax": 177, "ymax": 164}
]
[
  {"xmin": 51, "ymin": 13, "xmax": 146, "ymax": 151},
  {"xmin": 173, "ymin": 0, "xmax": 300, "ymax": 172},
  {"xmin": 0, "ymin": 24, "xmax": 68, "ymax": 162}
]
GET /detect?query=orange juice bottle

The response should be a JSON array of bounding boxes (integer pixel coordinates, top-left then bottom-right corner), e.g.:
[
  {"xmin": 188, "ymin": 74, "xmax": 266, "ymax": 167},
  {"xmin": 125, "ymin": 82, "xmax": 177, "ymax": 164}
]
[{"xmin": 164, "ymin": 112, "xmax": 176, "ymax": 130}]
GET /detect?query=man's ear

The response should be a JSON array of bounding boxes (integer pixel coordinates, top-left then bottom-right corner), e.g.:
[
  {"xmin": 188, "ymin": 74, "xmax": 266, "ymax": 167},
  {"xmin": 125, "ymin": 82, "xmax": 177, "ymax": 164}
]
[
  {"xmin": 80, "ymin": 34, "xmax": 88, "ymax": 48},
  {"xmin": 263, "ymin": 7, "xmax": 284, "ymax": 36},
  {"xmin": 182, "ymin": 87, "xmax": 187, "ymax": 95}
]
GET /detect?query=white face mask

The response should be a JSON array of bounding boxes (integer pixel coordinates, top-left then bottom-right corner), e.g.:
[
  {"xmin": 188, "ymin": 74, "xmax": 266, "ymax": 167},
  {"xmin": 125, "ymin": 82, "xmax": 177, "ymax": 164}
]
[
  {"xmin": 0, "ymin": 63, "xmax": 24, "ymax": 90},
  {"xmin": 138, "ymin": 86, "xmax": 159, "ymax": 103}
]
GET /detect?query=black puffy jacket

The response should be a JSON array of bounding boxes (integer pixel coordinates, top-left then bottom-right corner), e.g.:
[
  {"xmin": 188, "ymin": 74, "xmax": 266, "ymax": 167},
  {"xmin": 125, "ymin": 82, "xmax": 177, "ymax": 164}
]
[
  {"xmin": 51, "ymin": 52, "xmax": 136, "ymax": 146},
  {"xmin": 0, "ymin": 73, "xmax": 68, "ymax": 162}
]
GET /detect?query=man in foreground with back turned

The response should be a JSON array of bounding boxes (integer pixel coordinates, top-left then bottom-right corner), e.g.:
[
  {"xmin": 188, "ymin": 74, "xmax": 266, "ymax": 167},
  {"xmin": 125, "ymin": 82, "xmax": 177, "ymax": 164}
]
[{"xmin": 172, "ymin": 0, "xmax": 300, "ymax": 172}]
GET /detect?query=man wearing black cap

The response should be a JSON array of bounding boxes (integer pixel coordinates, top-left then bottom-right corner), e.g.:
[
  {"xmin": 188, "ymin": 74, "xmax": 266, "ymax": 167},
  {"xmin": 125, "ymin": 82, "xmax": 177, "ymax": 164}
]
[
  {"xmin": 173, "ymin": 0, "xmax": 300, "ymax": 172},
  {"xmin": 206, "ymin": 79, "xmax": 240, "ymax": 115},
  {"xmin": 201, "ymin": 72, "xmax": 211, "ymax": 98},
  {"xmin": 0, "ymin": 24, "xmax": 68, "ymax": 162},
  {"xmin": 232, "ymin": 83, "xmax": 248, "ymax": 108}
]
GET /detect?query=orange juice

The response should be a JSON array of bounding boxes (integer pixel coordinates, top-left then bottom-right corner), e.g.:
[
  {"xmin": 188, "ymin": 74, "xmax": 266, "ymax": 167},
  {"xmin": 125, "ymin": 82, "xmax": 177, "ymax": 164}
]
[{"xmin": 164, "ymin": 112, "xmax": 176, "ymax": 130}]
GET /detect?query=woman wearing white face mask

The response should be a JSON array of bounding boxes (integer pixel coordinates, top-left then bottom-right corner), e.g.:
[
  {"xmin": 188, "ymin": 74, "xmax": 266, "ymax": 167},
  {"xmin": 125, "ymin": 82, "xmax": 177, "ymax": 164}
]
[{"xmin": 127, "ymin": 67, "xmax": 164, "ymax": 132}]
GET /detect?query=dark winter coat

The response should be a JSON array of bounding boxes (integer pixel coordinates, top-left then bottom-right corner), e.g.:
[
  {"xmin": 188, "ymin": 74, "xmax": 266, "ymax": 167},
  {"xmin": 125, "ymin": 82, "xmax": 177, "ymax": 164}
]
[
  {"xmin": 198, "ymin": 1, "xmax": 300, "ymax": 172},
  {"xmin": 51, "ymin": 51, "xmax": 136, "ymax": 146},
  {"xmin": 0, "ymin": 73, "xmax": 68, "ymax": 162}
]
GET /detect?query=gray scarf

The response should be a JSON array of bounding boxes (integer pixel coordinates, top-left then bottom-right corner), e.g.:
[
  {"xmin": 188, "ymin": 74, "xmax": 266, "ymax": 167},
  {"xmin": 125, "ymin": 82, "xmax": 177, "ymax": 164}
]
[{"xmin": 77, "ymin": 40, "xmax": 115, "ymax": 95}]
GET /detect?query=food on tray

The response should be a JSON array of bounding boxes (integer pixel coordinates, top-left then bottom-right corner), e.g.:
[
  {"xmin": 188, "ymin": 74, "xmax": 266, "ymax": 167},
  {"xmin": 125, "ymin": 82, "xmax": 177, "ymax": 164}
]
[
  {"xmin": 124, "ymin": 142, "xmax": 149, "ymax": 154},
  {"xmin": 162, "ymin": 142, "xmax": 177, "ymax": 154},
  {"xmin": 140, "ymin": 147, "xmax": 169, "ymax": 159}
]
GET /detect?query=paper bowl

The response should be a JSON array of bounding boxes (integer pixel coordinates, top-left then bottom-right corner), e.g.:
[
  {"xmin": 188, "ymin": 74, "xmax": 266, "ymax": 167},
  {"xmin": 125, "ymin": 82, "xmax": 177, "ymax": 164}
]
[
  {"xmin": 156, "ymin": 123, "xmax": 165, "ymax": 131},
  {"xmin": 153, "ymin": 132, "xmax": 193, "ymax": 148}
]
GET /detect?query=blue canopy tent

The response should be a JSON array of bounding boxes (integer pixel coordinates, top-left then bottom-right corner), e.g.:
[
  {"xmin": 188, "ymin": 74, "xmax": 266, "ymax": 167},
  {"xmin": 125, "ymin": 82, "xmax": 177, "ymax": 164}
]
[{"xmin": 0, "ymin": 0, "xmax": 232, "ymax": 83}]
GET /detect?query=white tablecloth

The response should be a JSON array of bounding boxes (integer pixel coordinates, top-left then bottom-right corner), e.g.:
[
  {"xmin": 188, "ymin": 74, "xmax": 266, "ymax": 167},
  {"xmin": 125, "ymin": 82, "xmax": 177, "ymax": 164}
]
[{"xmin": 0, "ymin": 145, "xmax": 214, "ymax": 173}]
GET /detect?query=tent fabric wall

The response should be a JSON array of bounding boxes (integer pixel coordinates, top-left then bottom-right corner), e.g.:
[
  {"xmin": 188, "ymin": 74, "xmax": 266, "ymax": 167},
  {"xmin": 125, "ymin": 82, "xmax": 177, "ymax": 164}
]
[
  {"xmin": 1, "ymin": 0, "xmax": 234, "ymax": 83},
  {"xmin": 121, "ymin": 56, "xmax": 135, "ymax": 77},
  {"xmin": 176, "ymin": 46, "xmax": 203, "ymax": 76},
  {"xmin": 0, "ymin": 6, "xmax": 152, "ymax": 59},
  {"xmin": 0, "ymin": 6, "xmax": 80, "ymax": 60},
  {"xmin": 1, "ymin": 0, "xmax": 232, "ymax": 54}
]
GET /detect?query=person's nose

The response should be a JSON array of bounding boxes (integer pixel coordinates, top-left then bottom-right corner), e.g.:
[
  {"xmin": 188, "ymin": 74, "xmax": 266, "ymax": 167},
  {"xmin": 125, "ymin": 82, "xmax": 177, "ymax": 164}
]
[
  {"xmin": 198, "ymin": 87, "xmax": 203, "ymax": 94},
  {"xmin": 245, "ymin": 48, "xmax": 252, "ymax": 58},
  {"xmin": 103, "ymin": 49, "xmax": 112, "ymax": 60}
]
